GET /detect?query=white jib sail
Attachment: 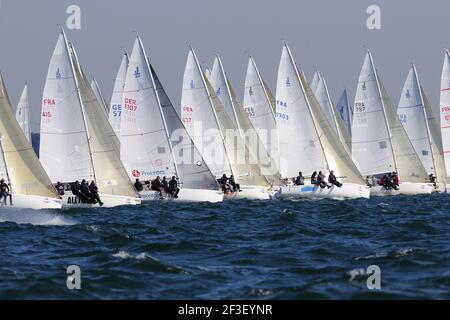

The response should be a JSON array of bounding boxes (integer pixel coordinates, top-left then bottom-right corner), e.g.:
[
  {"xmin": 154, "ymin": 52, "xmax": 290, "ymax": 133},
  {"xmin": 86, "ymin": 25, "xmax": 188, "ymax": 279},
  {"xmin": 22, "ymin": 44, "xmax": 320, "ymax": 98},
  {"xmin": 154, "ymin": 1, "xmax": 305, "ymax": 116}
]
[
  {"xmin": 336, "ymin": 89, "xmax": 353, "ymax": 136},
  {"xmin": 120, "ymin": 37, "xmax": 177, "ymax": 182},
  {"xmin": 70, "ymin": 44, "xmax": 138, "ymax": 198},
  {"xmin": 440, "ymin": 50, "xmax": 450, "ymax": 176},
  {"xmin": 0, "ymin": 72, "xmax": 58, "ymax": 198},
  {"xmin": 15, "ymin": 84, "xmax": 31, "ymax": 144},
  {"xmin": 109, "ymin": 53, "xmax": 129, "ymax": 138},
  {"xmin": 180, "ymin": 48, "xmax": 232, "ymax": 177},
  {"xmin": 150, "ymin": 63, "xmax": 219, "ymax": 190},
  {"xmin": 397, "ymin": 65, "xmax": 436, "ymax": 175},
  {"xmin": 40, "ymin": 31, "xmax": 95, "ymax": 183}
]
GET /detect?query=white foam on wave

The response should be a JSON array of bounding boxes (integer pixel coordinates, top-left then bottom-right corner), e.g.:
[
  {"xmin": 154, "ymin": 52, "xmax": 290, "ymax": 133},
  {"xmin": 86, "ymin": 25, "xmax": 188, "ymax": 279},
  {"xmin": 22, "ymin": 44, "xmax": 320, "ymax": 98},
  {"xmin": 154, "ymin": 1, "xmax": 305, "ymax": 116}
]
[
  {"xmin": 112, "ymin": 250, "xmax": 148, "ymax": 260},
  {"xmin": 0, "ymin": 210, "xmax": 76, "ymax": 226}
]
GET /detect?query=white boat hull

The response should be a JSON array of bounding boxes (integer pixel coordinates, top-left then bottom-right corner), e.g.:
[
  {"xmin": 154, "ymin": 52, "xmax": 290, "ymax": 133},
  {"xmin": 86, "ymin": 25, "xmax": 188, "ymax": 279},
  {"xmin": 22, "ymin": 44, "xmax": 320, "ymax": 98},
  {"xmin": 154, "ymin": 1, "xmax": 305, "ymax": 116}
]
[
  {"xmin": 275, "ymin": 183, "xmax": 370, "ymax": 199},
  {"xmin": 0, "ymin": 194, "xmax": 62, "ymax": 210},
  {"xmin": 224, "ymin": 185, "xmax": 271, "ymax": 200},
  {"xmin": 61, "ymin": 192, "xmax": 141, "ymax": 208},
  {"xmin": 370, "ymin": 182, "xmax": 433, "ymax": 196},
  {"xmin": 139, "ymin": 189, "xmax": 223, "ymax": 203}
]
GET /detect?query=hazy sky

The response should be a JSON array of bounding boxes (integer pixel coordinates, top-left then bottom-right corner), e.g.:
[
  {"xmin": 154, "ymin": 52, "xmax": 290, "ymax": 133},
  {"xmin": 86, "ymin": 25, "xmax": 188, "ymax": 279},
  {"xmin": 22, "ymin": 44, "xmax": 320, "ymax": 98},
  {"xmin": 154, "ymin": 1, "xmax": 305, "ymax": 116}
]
[{"xmin": 0, "ymin": 0, "xmax": 449, "ymax": 132}]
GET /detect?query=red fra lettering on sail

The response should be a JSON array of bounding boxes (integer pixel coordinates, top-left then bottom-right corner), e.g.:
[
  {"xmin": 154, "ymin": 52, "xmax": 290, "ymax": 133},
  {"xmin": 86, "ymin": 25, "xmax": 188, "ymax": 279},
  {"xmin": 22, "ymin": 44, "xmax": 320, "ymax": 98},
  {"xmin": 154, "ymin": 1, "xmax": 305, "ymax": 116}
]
[
  {"xmin": 124, "ymin": 98, "xmax": 137, "ymax": 112},
  {"xmin": 43, "ymin": 99, "xmax": 56, "ymax": 106}
]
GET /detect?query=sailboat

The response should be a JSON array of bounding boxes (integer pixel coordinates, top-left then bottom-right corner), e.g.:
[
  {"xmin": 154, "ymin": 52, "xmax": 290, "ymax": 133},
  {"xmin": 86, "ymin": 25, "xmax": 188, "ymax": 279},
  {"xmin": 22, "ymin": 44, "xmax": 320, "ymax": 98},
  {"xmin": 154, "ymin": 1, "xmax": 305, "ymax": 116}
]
[
  {"xmin": 352, "ymin": 51, "xmax": 432, "ymax": 196},
  {"xmin": 243, "ymin": 55, "xmax": 279, "ymax": 171},
  {"xmin": 15, "ymin": 84, "xmax": 31, "ymax": 144},
  {"xmin": 312, "ymin": 71, "xmax": 352, "ymax": 154},
  {"xmin": 336, "ymin": 89, "xmax": 353, "ymax": 136},
  {"xmin": 119, "ymin": 36, "xmax": 222, "ymax": 203},
  {"xmin": 181, "ymin": 48, "xmax": 272, "ymax": 200},
  {"xmin": 90, "ymin": 77, "xmax": 109, "ymax": 117},
  {"xmin": 0, "ymin": 72, "xmax": 62, "ymax": 209},
  {"xmin": 109, "ymin": 53, "xmax": 129, "ymax": 138},
  {"xmin": 275, "ymin": 44, "xmax": 370, "ymax": 199},
  {"xmin": 439, "ymin": 50, "xmax": 450, "ymax": 191},
  {"xmin": 398, "ymin": 64, "xmax": 447, "ymax": 192},
  {"xmin": 209, "ymin": 55, "xmax": 281, "ymax": 187},
  {"xmin": 40, "ymin": 30, "xmax": 141, "ymax": 208}
]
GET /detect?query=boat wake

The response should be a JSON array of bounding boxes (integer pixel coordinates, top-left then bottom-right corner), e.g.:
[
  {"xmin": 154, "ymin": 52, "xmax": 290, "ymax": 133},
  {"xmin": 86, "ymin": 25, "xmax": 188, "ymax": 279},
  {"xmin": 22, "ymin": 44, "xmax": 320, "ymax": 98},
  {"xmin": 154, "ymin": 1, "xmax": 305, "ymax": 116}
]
[{"xmin": 0, "ymin": 210, "xmax": 76, "ymax": 226}]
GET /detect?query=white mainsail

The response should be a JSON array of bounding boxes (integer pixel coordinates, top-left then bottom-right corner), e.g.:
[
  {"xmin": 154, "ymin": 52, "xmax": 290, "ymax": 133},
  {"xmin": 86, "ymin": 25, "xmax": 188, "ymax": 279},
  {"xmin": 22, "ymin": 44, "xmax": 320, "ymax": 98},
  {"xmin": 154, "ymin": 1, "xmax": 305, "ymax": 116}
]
[
  {"xmin": 90, "ymin": 77, "xmax": 109, "ymax": 117},
  {"xmin": 181, "ymin": 48, "xmax": 232, "ymax": 177},
  {"xmin": 439, "ymin": 50, "xmax": 450, "ymax": 176},
  {"xmin": 69, "ymin": 44, "xmax": 138, "ymax": 198},
  {"xmin": 120, "ymin": 37, "xmax": 176, "ymax": 182},
  {"xmin": 0, "ymin": 72, "xmax": 58, "ymax": 198},
  {"xmin": 15, "ymin": 84, "xmax": 31, "ymax": 144},
  {"xmin": 276, "ymin": 44, "xmax": 364, "ymax": 184},
  {"xmin": 243, "ymin": 56, "xmax": 278, "ymax": 166},
  {"xmin": 40, "ymin": 32, "xmax": 95, "ymax": 183},
  {"xmin": 352, "ymin": 51, "xmax": 427, "ymax": 182},
  {"xmin": 109, "ymin": 53, "xmax": 129, "ymax": 138},
  {"xmin": 336, "ymin": 89, "xmax": 353, "ymax": 136},
  {"xmin": 397, "ymin": 65, "xmax": 435, "ymax": 175},
  {"xmin": 150, "ymin": 63, "xmax": 219, "ymax": 190}
]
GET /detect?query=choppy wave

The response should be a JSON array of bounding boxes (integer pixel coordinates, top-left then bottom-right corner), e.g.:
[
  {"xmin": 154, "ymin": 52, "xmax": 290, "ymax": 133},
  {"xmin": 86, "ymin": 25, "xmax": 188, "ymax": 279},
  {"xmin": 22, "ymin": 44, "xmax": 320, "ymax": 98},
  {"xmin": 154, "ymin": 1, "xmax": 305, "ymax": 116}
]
[{"xmin": 1, "ymin": 193, "xmax": 450, "ymax": 299}]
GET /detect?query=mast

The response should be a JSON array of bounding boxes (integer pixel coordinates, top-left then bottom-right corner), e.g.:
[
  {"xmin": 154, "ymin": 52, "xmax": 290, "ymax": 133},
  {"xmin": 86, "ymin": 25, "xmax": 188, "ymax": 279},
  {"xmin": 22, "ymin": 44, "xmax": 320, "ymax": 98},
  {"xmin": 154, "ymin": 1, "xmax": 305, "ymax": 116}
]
[
  {"xmin": 135, "ymin": 36, "xmax": 180, "ymax": 180},
  {"xmin": 250, "ymin": 56, "xmax": 276, "ymax": 120},
  {"xmin": 62, "ymin": 31, "xmax": 97, "ymax": 182},
  {"xmin": 368, "ymin": 51, "xmax": 398, "ymax": 173},
  {"xmin": 190, "ymin": 47, "xmax": 234, "ymax": 176},
  {"xmin": 414, "ymin": 64, "xmax": 437, "ymax": 178},
  {"xmin": 284, "ymin": 44, "xmax": 330, "ymax": 171}
]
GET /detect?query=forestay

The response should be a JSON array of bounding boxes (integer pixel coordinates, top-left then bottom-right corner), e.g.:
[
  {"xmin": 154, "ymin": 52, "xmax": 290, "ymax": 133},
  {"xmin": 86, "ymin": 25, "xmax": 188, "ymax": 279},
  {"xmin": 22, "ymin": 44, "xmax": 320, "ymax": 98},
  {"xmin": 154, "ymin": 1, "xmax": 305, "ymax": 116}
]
[{"xmin": 90, "ymin": 78, "xmax": 109, "ymax": 117}]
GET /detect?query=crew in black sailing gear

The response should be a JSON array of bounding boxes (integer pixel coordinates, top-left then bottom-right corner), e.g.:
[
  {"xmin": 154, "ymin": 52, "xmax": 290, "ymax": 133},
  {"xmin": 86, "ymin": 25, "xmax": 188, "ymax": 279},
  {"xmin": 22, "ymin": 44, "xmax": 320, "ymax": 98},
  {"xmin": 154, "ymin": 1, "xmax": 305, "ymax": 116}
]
[
  {"xmin": 169, "ymin": 176, "xmax": 180, "ymax": 199},
  {"xmin": 311, "ymin": 171, "xmax": 318, "ymax": 185},
  {"xmin": 328, "ymin": 170, "xmax": 343, "ymax": 188},
  {"xmin": 89, "ymin": 181, "xmax": 104, "ymax": 206},
  {"xmin": 80, "ymin": 179, "xmax": 94, "ymax": 203},
  {"xmin": 294, "ymin": 172, "xmax": 305, "ymax": 185},
  {"xmin": 317, "ymin": 171, "xmax": 330, "ymax": 189},
  {"xmin": 55, "ymin": 182, "xmax": 65, "ymax": 196},
  {"xmin": 229, "ymin": 175, "xmax": 241, "ymax": 192},
  {"xmin": 161, "ymin": 176, "xmax": 169, "ymax": 193},
  {"xmin": 71, "ymin": 180, "xmax": 88, "ymax": 202},
  {"xmin": 151, "ymin": 176, "xmax": 163, "ymax": 198},
  {"xmin": 134, "ymin": 179, "xmax": 143, "ymax": 192},
  {"xmin": 219, "ymin": 174, "xmax": 230, "ymax": 192},
  {"xmin": 429, "ymin": 173, "xmax": 437, "ymax": 188},
  {"xmin": 0, "ymin": 178, "xmax": 12, "ymax": 205}
]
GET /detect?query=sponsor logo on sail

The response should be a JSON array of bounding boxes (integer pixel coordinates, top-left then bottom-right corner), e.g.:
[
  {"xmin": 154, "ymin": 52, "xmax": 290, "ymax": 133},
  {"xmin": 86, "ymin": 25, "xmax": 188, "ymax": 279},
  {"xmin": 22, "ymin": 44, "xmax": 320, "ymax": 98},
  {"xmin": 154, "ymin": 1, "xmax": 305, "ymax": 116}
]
[
  {"xmin": 134, "ymin": 66, "xmax": 141, "ymax": 78},
  {"xmin": 132, "ymin": 170, "xmax": 141, "ymax": 178},
  {"xmin": 56, "ymin": 68, "xmax": 61, "ymax": 79}
]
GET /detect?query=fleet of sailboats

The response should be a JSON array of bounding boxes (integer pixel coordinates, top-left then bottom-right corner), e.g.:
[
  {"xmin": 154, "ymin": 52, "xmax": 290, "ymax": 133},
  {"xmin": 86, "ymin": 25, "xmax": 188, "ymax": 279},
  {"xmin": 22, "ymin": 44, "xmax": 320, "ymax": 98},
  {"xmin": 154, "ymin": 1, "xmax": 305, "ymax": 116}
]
[{"xmin": 1, "ymin": 28, "xmax": 449, "ymax": 209}]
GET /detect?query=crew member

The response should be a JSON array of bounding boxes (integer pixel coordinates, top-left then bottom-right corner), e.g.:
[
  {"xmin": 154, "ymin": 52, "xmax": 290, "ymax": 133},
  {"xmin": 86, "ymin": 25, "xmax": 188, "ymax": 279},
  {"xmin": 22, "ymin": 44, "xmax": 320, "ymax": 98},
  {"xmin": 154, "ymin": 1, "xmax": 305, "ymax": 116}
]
[
  {"xmin": 89, "ymin": 181, "xmax": 104, "ymax": 206},
  {"xmin": 134, "ymin": 179, "xmax": 144, "ymax": 192},
  {"xmin": 328, "ymin": 170, "xmax": 342, "ymax": 188},
  {"xmin": 294, "ymin": 172, "xmax": 305, "ymax": 185},
  {"xmin": 0, "ymin": 178, "xmax": 12, "ymax": 205},
  {"xmin": 169, "ymin": 176, "xmax": 180, "ymax": 199}
]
